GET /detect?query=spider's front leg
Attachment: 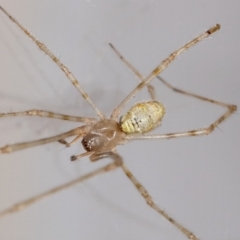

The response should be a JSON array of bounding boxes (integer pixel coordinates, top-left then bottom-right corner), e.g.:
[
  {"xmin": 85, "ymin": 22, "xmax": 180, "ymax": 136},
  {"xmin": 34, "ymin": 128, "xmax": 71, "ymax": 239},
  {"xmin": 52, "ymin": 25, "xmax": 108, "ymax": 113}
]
[
  {"xmin": 0, "ymin": 110, "xmax": 97, "ymax": 124},
  {"xmin": 0, "ymin": 126, "xmax": 90, "ymax": 154},
  {"xmin": 58, "ymin": 134, "xmax": 84, "ymax": 148},
  {"xmin": 0, "ymin": 162, "xmax": 119, "ymax": 218}
]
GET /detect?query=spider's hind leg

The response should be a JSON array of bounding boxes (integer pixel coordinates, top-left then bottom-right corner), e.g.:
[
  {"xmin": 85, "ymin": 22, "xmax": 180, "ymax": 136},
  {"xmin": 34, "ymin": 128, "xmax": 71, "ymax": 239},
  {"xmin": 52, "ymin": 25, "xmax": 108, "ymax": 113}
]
[
  {"xmin": 109, "ymin": 43, "xmax": 156, "ymax": 100},
  {"xmin": 93, "ymin": 150, "xmax": 199, "ymax": 240},
  {"xmin": 157, "ymin": 75, "xmax": 237, "ymax": 110},
  {"xmin": 119, "ymin": 162, "xmax": 199, "ymax": 240}
]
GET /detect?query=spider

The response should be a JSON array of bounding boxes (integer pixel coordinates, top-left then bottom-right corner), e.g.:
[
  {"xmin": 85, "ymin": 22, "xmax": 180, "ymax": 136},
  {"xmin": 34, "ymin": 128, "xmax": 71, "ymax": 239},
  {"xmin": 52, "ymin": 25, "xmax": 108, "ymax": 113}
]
[{"xmin": 0, "ymin": 5, "xmax": 237, "ymax": 240}]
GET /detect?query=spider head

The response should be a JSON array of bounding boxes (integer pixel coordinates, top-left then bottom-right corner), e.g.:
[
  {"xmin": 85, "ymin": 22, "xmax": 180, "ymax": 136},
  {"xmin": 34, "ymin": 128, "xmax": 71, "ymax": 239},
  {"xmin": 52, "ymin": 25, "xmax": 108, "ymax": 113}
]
[{"xmin": 81, "ymin": 119, "xmax": 125, "ymax": 152}]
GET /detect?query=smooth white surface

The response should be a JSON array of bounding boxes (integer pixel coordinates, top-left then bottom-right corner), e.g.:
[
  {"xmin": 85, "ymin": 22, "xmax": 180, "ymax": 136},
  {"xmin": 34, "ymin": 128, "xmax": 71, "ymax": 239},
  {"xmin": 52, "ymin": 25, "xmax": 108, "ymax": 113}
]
[{"xmin": 0, "ymin": 1, "xmax": 239, "ymax": 240}]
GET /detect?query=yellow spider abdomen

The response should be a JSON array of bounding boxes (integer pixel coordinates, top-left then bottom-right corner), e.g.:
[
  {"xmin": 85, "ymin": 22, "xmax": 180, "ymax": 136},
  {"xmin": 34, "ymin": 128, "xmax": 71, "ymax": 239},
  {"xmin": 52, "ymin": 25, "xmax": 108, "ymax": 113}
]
[{"xmin": 120, "ymin": 101, "xmax": 165, "ymax": 134}]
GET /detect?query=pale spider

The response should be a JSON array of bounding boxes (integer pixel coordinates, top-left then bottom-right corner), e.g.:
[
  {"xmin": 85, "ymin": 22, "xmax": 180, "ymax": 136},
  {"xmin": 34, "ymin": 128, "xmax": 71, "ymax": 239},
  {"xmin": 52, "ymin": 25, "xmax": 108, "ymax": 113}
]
[{"xmin": 0, "ymin": 5, "xmax": 237, "ymax": 240}]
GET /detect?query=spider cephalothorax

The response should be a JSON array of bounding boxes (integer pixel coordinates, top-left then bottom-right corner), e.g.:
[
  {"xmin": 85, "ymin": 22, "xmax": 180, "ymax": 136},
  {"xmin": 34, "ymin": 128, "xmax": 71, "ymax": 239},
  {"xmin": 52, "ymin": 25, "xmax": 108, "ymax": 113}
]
[{"xmin": 82, "ymin": 119, "xmax": 125, "ymax": 152}]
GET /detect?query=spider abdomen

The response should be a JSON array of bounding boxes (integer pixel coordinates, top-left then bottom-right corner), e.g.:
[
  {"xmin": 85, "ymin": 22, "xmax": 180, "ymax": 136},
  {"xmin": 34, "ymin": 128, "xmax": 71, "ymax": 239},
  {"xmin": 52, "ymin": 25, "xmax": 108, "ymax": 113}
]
[{"xmin": 120, "ymin": 101, "xmax": 165, "ymax": 134}]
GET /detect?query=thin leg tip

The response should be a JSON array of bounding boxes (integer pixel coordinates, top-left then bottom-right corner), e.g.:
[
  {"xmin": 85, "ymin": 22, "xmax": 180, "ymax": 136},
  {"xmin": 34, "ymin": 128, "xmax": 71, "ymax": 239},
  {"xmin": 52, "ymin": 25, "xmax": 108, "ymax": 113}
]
[
  {"xmin": 207, "ymin": 24, "xmax": 221, "ymax": 34},
  {"xmin": 230, "ymin": 104, "xmax": 237, "ymax": 111},
  {"xmin": 109, "ymin": 43, "xmax": 114, "ymax": 49},
  {"xmin": 70, "ymin": 155, "xmax": 77, "ymax": 161},
  {"xmin": 215, "ymin": 24, "xmax": 221, "ymax": 31}
]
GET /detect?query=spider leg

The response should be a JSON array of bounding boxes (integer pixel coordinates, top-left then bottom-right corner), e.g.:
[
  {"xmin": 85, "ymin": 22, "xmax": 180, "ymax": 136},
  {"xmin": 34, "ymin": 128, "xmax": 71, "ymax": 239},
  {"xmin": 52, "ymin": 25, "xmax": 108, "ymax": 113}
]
[
  {"xmin": 157, "ymin": 76, "xmax": 235, "ymax": 108},
  {"xmin": 0, "ymin": 126, "xmax": 91, "ymax": 154},
  {"xmin": 0, "ymin": 109, "xmax": 97, "ymax": 124},
  {"xmin": 91, "ymin": 150, "xmax": 198, "ymax": 240},
  {"xmin": 89, "ymin": 150, "xmax": 122, "ymax": 165},
  {"xmin": 109, "ymin": 43, "xmax": 156, "ymax": 100},
  {"xmin": 107, "ymin": 48, "xmax": 236, "ymax": 140},
  {"xmin": 126, "ymin": 104, "xmax": 236, "ymax": 141},
  {"xmin": 58, "ymin": 134, "xmax": 86, "ymax": 148},
  {"xmin": 0, "ymin": 162, "xmax": 118, "ymax": 218},
  {"xmin": 110, "ymin": 24, "xmax": 220, "ymax": 120},
  {"xmin": 0, "ymin": 6, "xmax": 105, "ymax": 120},
  {"xmin": 71, "ymin": 151, "xmax": 94, "ymax": 161},
  {"xmin": 108, "ymin": 43, "xmax": 234, "ymax": 110},
  {"xmin": 121, "ymin": 162, "xmax": 199, "ymax": 239}
]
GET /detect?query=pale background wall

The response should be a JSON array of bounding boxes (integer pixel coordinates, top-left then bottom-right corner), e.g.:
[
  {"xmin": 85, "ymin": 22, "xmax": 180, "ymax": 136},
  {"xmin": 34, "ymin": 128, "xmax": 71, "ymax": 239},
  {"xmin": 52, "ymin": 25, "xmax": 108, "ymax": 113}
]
[{"xmin": 0, "ymin": 1, "xmax": 239, "ymax": 240}]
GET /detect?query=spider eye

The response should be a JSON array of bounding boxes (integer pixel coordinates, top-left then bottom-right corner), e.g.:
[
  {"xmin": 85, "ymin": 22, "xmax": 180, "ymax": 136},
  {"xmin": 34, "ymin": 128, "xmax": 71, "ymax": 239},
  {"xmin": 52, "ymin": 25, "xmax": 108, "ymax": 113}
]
[{"xmin": 81, "ymin": 139, "xmax": 91, "ymax": 151}]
